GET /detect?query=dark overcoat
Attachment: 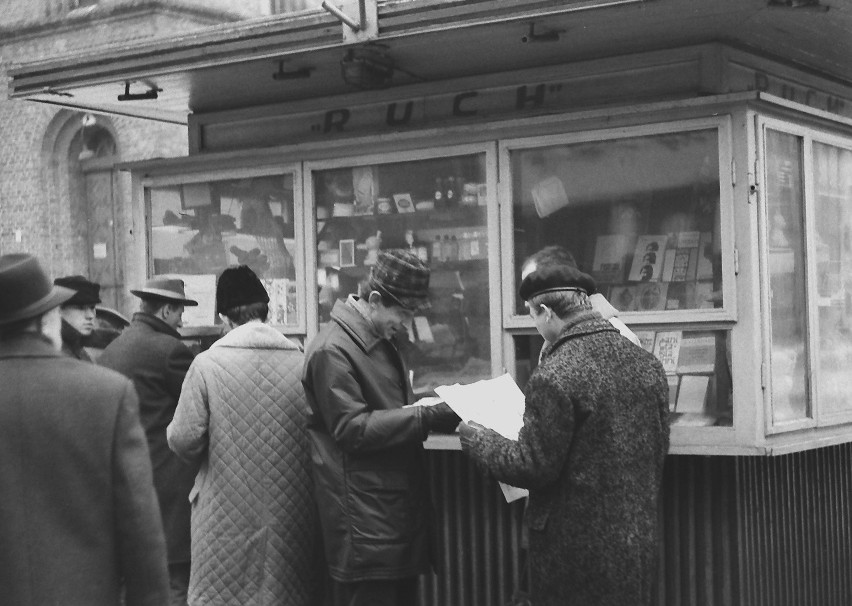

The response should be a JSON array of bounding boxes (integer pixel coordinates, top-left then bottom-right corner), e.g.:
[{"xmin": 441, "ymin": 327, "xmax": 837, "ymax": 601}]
[
  {"xmin": 99, "ymin": 311, "xmax": 196, "ymax": 564},
  {"xmin": 0, "ymin": 333, "xmax": 169, "ymax": 606},
  {"xmin": 301, "ymin": 298, "xmax": 431, "ymax": 582},
  {"xmin": 464, "ymin": 309, "xmax": 670, "ymax": 606}
]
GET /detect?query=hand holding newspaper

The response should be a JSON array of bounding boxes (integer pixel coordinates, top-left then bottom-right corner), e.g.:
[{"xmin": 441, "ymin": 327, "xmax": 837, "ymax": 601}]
[{"xmin": 434, "ymin": 373, "xmax": 529, "ymax": 502}]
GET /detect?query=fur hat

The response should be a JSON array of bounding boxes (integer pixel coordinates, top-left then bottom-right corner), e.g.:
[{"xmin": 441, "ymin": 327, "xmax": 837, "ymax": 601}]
[
  {"xmin": 54, "ymin": 275, "xmax": 101, "ymax": 306},
  {"xmin": 367, "ymin": 249, "xmax": 430, "ymax": 311},
  {"xmin": 216, "ymin": 265, "xmax": 269, "ymax": 314},
  {"xmin": 130, "ymin": 278, "xmax": 198, "ymax": 306},
  {"xmin": 0, "ymin": 254, "xmax": 75, "ymax": 325}
]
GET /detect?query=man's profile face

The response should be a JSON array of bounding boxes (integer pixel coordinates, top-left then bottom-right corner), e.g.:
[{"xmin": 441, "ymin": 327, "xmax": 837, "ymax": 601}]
[
  {"xmin": 60, "ymin": 304, "xmax": 96, "ymax": 336},
  {"xmin": 163, "ymin": 304, "xmax": 185, "ymax": 329},
  {"xmin": 369, "ymin": 296, "xmax": 414, "ymax": 341}
]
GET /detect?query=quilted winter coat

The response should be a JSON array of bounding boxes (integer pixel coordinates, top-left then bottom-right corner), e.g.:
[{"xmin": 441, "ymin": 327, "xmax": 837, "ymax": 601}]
[
  {"xmin": 301, "ymin": 298, "xmax": 431, "ymax": 583},
  {"xmin": 463, "ymin": 309, "xmax": 670, "ymax": 606},
  {"xmin": 167, "ymin": 321, "xmax": 319, "ymax": 606}
]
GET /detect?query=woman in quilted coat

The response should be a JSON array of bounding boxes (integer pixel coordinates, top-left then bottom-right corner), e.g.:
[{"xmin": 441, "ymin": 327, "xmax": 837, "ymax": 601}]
[
  {"xmin": 459, "ymin": 248, "xmax": 670, "ymax": 606},
  {"xmin": 168, "ymin": 265, "xmax": 320, "ymax": 605}
]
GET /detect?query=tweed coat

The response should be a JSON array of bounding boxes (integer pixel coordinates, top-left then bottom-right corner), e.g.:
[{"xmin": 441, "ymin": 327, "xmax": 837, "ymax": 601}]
[
  {"xmin": 168, "ymin": 321, "xmax": 320, "ymax": 605},
  {"xmin": 99, "ymin": 311, "xmax": 197, "ymax": 563},
  {"xmin": 464, "ymin": 309, "xmax": 670, "ymax": 606},
  {"xmin": 301, "ymin": 298, "xmax": 431, "ymax": 582},
  {"xmin": 0, "ymin": 333, "xmax": 169, "ymax": 606}
]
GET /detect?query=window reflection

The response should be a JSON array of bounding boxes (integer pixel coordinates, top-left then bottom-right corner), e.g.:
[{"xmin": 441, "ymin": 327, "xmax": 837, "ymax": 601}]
[{"xmin": 511, "ymin": 129, "xmax": 723, "ymax": 316}]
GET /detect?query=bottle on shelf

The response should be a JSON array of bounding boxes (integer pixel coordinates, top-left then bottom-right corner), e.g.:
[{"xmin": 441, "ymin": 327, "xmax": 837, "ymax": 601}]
[
  {"xmin": 441, "ymin": 234, "xmax": 452, "ymax": 263},
  {"xmin": 432, "ymin": 235, "xmax": 443, "ymax": 263},
  {"xmin": 433, "ymin": 178, "xmax": 444, "ymax": 210},
  {"xmin": 444, "ymin": 176, "xmax": 457, "ymax": 207},
  {"xmin": 449, "ymin": 235, "xmax": 459, "ymax": 262}
]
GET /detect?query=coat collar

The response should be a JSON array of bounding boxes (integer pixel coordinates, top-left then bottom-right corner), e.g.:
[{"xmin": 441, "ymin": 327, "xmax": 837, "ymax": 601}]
[
  {"xmin": 61, "ymin": 318, "xmax": 83, "ymax": 348},
  {"xmin": 541, "ymin": 308, "xmax": 617, "ymax": 359},
  {"xmin": 212, "ymin": 321, "xmax": 302, "ymax": 351},
  {"xmin": 0, "ymin": 332, "xmax": 62, "ymax": 359},
  {"xmin": 131, "ymin": 311, "xmax": 180, "ymax": 338},
  {"xmin": 329, "ymin": 298, "xmax": 384, "ymax": 353}
]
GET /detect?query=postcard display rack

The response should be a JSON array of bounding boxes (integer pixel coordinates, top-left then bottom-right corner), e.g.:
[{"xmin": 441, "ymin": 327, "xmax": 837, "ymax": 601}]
[
  {"xmin": 505, "ymin": 125, "xmax": 733, "ymax": 429},
  {"xmin": 311, "ymin": 152, "xmax": 493, "ymax": 394}
]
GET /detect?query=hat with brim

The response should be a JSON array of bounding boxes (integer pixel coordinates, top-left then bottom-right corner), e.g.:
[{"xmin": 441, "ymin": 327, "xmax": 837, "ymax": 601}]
[
  {"xmin": 131, "ymin": 278, "xmax": 198, "ymax": 306},
  {"xmin": 367, "ymin": 249, "xmax": 431, "ymax": 312},
  {"xmin": 0, "ymin": 254, "xmax": 76, "ymax": 325}
]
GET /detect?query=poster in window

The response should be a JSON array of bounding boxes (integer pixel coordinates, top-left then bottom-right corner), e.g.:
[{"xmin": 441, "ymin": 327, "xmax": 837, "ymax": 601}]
[
  {"xmin": 628, "ymin": 235, "xmax": 668, "ymax": 282},
  {"xmin": 653, "ymin": 330, "xmax": 682, "ymax": 374}
]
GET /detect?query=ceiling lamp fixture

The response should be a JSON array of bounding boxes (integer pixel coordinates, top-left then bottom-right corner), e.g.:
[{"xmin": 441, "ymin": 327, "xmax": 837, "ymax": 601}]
[{"xmin": 341, "ymin": 45, "xmax": 394, "ymax": 89}]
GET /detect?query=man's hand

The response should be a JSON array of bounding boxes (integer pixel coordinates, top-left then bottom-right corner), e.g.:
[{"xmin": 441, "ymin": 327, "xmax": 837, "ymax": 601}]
[
  {"xmin": 420, "ymin": 402, "xmax": 462, "ymax": 435},
  {"xmin": 458, "ymin": 420, "xmax": 487, "ymax": 450}
]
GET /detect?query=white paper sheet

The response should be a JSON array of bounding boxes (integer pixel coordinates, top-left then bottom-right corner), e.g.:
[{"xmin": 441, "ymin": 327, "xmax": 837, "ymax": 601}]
[{"xmin": 435, "ymin": 374, "xmax": 529, "ymax": 502}]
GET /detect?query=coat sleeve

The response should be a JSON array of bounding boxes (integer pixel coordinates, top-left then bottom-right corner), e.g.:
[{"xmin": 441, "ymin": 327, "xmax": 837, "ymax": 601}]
[
  {"xmin": 112, "ymin": 380, "xmax": 170, "ymax": 606},
  {"xmin": 164, "ymin": 341, "xmax": 194, "ymax": 402},
  {"xmin": 465, "ymin": 374, "xmax": 575, "ymax": 490},
  {"xmin": 167, "ymin": 360, "xmax": 210, "ymax": 466},
  {"xmin": 306, "ymin": 347, "xmax": 424, "ymax": 453}
]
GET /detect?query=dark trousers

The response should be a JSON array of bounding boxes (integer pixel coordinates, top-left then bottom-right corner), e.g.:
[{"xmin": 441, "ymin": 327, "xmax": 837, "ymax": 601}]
[
  {"xmin": 334, "ymin": 577, "xmax": 418, "ymax": 606},
  {"xmin": 168, "ymin": 562, "xmax": 190, "ymax": 606}
]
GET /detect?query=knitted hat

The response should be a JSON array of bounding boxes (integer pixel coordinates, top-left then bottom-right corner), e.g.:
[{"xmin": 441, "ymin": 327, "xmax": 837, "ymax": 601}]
[
  {"xmin": 367, "ymin": 249, "xmax": 430, "ymax": 311},
  {"xmin": 54, "ymin": 275, "xmax": 101, "ymax": 306},
  {"xmin": 0, "ymin": 254, "xmax": 75, "ymax": 325},
  {"xmin": 216, "ymin": 265, "xmax": 269, "ymax": 314}
]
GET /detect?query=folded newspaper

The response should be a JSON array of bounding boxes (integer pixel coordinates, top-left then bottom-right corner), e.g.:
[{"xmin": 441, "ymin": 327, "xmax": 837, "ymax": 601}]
[{"xmin": 434, "ymin": 373, "xmax": 529, "ymax": 503}]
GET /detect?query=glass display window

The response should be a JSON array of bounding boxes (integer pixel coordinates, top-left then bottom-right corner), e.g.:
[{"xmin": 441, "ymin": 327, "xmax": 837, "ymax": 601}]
[
  {"xmin": 306, "ymin": 146, "xmax": 499, "ymax": 395},
  {"xmin": 145, "ymin": 168, "xmax": 303, "ymax": 330},
  {"xmin": 500, "ymin": 119, "xmax": 735, "ymax": 326},
  {"xmin": 761, "ymin": 119, "xmax": 852, "ymax": 432},
  {"xmin": 513, "ymin": 327, "xmax": 733, "ymax": 428}
]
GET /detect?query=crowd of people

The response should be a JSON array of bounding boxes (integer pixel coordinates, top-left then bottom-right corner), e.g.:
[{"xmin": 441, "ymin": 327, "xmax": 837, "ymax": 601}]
[{"xmin": 0, "ymin": 246, "xmax": 669, "ymax": 606}]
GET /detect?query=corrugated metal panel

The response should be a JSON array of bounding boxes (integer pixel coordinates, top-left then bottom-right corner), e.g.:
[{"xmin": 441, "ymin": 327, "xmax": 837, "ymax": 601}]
[
  {"xmin": 738, "ymin": 443, "xmax": 852, "ymax": 606},
  {"xmin": 654, "ymin": 456, "xmax": 740, "ymax": 606},
  {"xmin": 419, "ymin": 451, "xmax": 527, "ymax": 606}
]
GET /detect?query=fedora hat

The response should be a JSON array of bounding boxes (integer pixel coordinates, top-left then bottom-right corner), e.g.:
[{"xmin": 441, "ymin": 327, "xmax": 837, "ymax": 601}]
[
  {"xmin": 0, "ymin": 254, "xmax": 76, "ymax": 325},
  {"xmin": 130, "ymin": 278, "xmax": 198, "ymax": 306},
  {"xmin": 367, "ymin": 249, "xmax": 431, "ymax": 311},
  {"xmin": 54, "ymin": 275, "xmax": 101, "ymax": 306}
]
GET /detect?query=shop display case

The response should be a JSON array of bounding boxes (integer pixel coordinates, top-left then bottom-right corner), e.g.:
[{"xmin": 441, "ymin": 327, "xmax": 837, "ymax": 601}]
[
  {"xmin": 143, "ymin": 167, "xmax": 304, "ymax": 332},
  {"xmin": 305, "ymin": 147, "xmax": 500, "ymax": 395},
  {"xmin": 500, "ymin": 119, "xmax": 737, "ymax": 432}
]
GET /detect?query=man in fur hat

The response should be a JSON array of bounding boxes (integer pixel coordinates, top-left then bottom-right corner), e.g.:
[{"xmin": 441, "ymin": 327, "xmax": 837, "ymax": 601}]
[
  {"xmin": 99, "ymin": 278, "xmax": 199, "ymax": 606},
  {"xmin": 0, "ymin": 254, "xmax": 168, "ymax": 605},
  {"xmin": 53, "ymin": 274, "xmax": 101, "ymax": 362}
]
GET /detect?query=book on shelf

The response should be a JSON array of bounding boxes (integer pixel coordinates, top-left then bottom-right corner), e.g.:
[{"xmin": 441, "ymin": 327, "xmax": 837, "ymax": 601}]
[
  {"xmin": 635, "ymin": 282, "xmax": 668, "ymax": 311},
  {"xmin": 591, "ymin": 234, "xmax": 635, "ymax": 284},
  {"xmin": 628, "ymin": 235, "xmax": 668, "ymax": 282},
  {"xmin": 634, "ymin": 330, "xmax": 656, "ymax": 353},
  {"xmin": 666, "ymin": 374, "xmax": 680, "ymax": 412},
  {"xmin": 696, "ymin": 232, "xmax": 714, "ymax": 280},
  {"xmin": 676, "ymin": 230, "xmax": 701, "ymax": 249},
  {"xmin": 677, "ymin": 332, "xmax": 716, "ymax": 374},
  {"xmin": 670, "ymin": 248, "xmax": 696, "ymax": 282},
  {"xmin": 660, "ymin": 249, "xmax": 677, "ymax": 282},
  {"xmin": 608, "ymin": 285, "xmax": 637, "ymax": 312},
  {"xmin": 653, "ymin": 330, "xmax": 682, "ymax": 374},
  {"xmin": 693, "ymin": 280, "xmax": 716, "ymax": 309},
  {"xmin": 675, "ymin": 374, "xmax": 711, "ymax": 414}
]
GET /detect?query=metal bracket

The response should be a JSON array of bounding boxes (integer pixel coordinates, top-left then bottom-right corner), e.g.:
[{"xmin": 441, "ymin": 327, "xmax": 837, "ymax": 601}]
[{"xmin": 322, "ymin": 0, "xmax": 378, "ymax": 43}]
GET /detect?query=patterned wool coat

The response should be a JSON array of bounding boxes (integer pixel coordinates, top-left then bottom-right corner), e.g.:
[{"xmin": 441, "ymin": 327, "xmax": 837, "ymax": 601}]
[
  {"xmin": 464, "ymin": 309, "xmax": 670, "ymax": 606},
  {"xmin": 168, "ymin": 322, "xmax": 320, "ymax": 605}
]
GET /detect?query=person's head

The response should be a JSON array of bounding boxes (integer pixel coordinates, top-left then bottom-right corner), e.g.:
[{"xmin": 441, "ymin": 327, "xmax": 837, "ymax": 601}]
[
  {"xmin": 130, "ymin": 278, "xmax": 198, "ymax": 330},
  {"xmin": 364, "ymin": 249, "xmax": 430, "ymax": 340},
  {"xmin": 645, "ymin": 241, "xmax": 659, "ymax": 252},
  {"xmin": 642, "ymin": 252, "xmax": 656, "ymax": 265},
  {"xmin": 639, "ymin": 264, "xmax": 654, "ymax": 281},
  {"xmin": 519, "ymin": 247, "xmax": 596, "ymax": 343},
  {"xmin": 0, "ymin": 254, "xmax": 76, "ymax": 349},
  {"xmin": 54, "ymin": 275, "xmax": 101, "ymax": 336},
  {"xmin": 215, "ymin": 265, "xmax": 270, "ymax": 330}
]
